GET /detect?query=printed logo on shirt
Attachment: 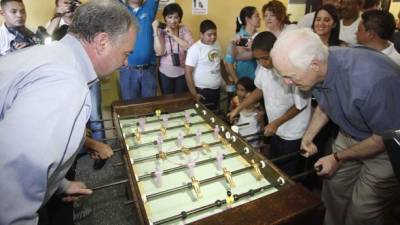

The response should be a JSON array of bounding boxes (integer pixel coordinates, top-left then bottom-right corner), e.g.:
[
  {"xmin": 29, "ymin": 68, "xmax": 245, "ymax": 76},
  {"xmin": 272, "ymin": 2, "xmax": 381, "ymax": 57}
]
[
  {"xmin": 139, "ymin": 13, "xmax": 148, "ymax": 20},
  {"xmin": 208, "ymin": 49, "xmax": 221, "ymax": 63}
]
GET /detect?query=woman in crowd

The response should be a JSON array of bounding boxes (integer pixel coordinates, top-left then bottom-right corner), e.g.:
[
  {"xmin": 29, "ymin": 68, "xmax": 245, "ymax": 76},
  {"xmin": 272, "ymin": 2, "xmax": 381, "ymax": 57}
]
[
  {"xmin": 262, "ymin": 0, "xmax": 295, "ymax": 38},
  {"xmin": 153, "ymin": 3, "xmax": 194, "ymax": 95},
  {"xmin": 224, "ymin": 6, "xmax": 260, "ymax": 82},
  {"xmin": 311, "ymin": 4, "xmax": 344, "ymax": 46}
]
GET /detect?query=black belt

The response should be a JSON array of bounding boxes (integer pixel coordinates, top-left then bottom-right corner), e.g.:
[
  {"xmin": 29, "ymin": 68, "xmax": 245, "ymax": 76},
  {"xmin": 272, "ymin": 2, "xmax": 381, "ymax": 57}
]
[{"xmin": 132, "ymin": 64, "xmax": 153, "ymax": 69}]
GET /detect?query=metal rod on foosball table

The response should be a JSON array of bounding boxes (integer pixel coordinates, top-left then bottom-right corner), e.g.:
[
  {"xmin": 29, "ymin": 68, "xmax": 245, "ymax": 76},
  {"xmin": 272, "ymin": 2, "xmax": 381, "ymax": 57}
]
[
  {"xmin": 138, "ymin": 150, "xmax": 245, "ymax": 181},
  {"xmin": 117, "ymin": 108, "xmax": 198, "ymax": 121},
  {"xmin": 270, "ymin": 151, "xmax": 300, "ymax": 163},
  {"xmin": 241, "ymin": 131, "xmax": 264, "ymax": 139},
  {"xmin": 134, "ymin": 140, "xmax": 222, "ymax": 164},
  {"xmin": 98, "ymin": 136, "xmax": 118, "ymax": 142},
  {"xmin": 120, "ymin": 113, "xmax": 198, "ymax": 128},
  {"xmin": 153, "ymin": 183, "xmax": 275, "ymax": 225},
  {"xmin": 131, "ymin": 130, "xmax": 214, "ymax": 148},
  {"xmin": 128, "ymin": 122, "xmax": 250, "ymax": 148},
  {"xmin": 90, "ymin": 179, "xmax": 129, "ymax": 191},
  {"xmin": 113, "ymin": 162, "xmax": 124, "ymax": 167},
  {"xmin": 146, "ymin": 166, "xmax": 252, "ymax": 202},
  {"xmin": 290, "ymin": 165, "xmax": 323, "ymax": 181},
  {"xmin": 128, "ymin": 121, "xmax": 206, "ymax": 136},
  {"xmin": 113, "ymin": 147, "xmax": 121, "ymax": 153}
]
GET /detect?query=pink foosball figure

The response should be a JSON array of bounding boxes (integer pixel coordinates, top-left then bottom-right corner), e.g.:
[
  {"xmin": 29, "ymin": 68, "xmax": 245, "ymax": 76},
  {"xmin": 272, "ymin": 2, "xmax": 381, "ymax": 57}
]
[
  {"xmin": 195, "ymin": 128, "xmax": 202, "ymax": 145},
  {"xmin": 157, "ymin": 134, "xmax": 163, "ymax": 151},
  {"xmin": 162, "ymin": 114, "xmax": 169, "ymax": 128},
  {"xmin": 139, "ymin": 117, "xmax": 146, "ymax": 132},
  {"xmin": 184, "ymin": 110, "xmax": 190, "ymax": 124},
  {"xmin": 187, "ymin": 156, "xmax": 196, "ymax": 177},
  {"xmin": 177, "ymin": 132, "xmax": 184, "ymax": 147},
  {"xmin": 154, "ymin": 162, "xmax": 163, "ymax": 187},
  {"xmin": 216, "ymin": 150, "xmax": 223, "ymax": 171},
  {"xmin": 214, "ymin": 125, "xmax": 220, "ymax": 140}
]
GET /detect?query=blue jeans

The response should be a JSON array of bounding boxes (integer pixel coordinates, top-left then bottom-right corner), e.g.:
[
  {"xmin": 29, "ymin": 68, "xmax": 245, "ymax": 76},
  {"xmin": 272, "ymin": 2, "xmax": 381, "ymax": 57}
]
[
  {"xmin": 88, "ymin": 82, "xmax": 105, "ymax": 140},
  {"xmin": 119, "ymin": 65, "xmax": 157, "ymax": 101},
  {"xmin": 159, "ymin": 72, "xmax": 188, "ymax": 95}
]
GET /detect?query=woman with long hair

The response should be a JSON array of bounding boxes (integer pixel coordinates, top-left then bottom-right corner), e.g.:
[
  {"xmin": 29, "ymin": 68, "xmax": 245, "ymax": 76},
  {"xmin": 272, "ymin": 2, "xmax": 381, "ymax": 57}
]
[{"xmin": 312, "ymin": 4, "xmax": 344, "ymax": 46}]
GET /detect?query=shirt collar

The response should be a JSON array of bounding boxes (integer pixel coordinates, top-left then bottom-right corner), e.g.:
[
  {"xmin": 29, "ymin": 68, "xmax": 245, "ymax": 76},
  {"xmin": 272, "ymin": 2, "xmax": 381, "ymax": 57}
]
[
  {"xmin": 382, "ymin": 42, "xmax": 395, "ymax": 56},
  {"xmin": 59, "ymin": 34, "xmax": 98, "ymax": 87}
]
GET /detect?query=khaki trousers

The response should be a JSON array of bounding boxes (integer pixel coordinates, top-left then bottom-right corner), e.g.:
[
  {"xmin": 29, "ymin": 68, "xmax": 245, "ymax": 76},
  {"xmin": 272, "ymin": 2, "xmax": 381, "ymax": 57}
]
[{"xmin": 323, "ymin": 131, "xmax": 400, "ymax": 225}]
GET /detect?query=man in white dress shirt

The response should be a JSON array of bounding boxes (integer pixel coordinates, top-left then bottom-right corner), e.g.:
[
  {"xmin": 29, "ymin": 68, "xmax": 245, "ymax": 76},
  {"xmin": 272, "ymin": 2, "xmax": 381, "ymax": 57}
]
[{"xmin": 0, "ymin": 1, "xmax": 137, "ymax": 224}]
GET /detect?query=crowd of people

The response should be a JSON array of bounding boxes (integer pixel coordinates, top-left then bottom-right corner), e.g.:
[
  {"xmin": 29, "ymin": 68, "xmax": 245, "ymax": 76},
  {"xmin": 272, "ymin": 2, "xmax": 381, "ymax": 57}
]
[{"xmin": 0, "ymin": 0, "xmax": 400, "ymax": 225}]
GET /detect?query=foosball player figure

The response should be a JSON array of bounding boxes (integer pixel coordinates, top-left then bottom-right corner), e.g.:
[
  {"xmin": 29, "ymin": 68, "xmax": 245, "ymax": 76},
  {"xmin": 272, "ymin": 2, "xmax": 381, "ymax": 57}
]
[
  {"xmin": 134, "ymin": 127, "xmax": 142, "ymax": 143},
  {"xmin": 191, "ymin": 176, "xmax": 202, "ymax": 199},
  {"xmin": 184, "ymin": 121, "xmax": 191, "ymax": 134},
  {"xmin": 160, "ymin": 124, "xmax": 167, "ymax": 137},
  {"xmin": 226, "ymin": 190, "xmax": 235, "ymax": 208},
  {"xmin": 155, "ymin": 109, "xmax": 162, "ymax": 119}
]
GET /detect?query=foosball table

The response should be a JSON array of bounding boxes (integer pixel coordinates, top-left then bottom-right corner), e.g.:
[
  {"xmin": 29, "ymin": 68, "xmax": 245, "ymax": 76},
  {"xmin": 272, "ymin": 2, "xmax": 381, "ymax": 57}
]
[{"xmin": 111, "ymin": 93, "xmax": 322, "ymax": 225}]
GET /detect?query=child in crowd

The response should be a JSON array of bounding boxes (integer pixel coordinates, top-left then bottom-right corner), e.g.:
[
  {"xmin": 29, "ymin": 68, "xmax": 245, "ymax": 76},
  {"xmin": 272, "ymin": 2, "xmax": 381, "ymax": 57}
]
[
  {"xmin": 185, "ymin": 19, "xmax": 230, "ymax": 111},
  {"xmin": 231, "ymin": 77, "xmax": 264, "ymax": 147},
  {"xmin": 228, "ymin": 31, "xmax": 311, "ymax": 176}
]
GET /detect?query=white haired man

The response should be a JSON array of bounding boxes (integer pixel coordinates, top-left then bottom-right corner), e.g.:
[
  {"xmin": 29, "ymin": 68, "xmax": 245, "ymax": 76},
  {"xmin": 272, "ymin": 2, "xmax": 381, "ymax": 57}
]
[{"xmin": 271, "ymin": 28, "xmax": 400, "ymax": 225}]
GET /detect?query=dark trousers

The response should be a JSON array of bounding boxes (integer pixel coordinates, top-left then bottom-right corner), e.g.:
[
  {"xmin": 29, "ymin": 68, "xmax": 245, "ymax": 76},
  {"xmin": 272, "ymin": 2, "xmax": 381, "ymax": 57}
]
[
  {"xmin": 159, "ymin": 72, "xmax": 188, "ymax": 95},
  {"xmin": 196, "ymin": 87, "xmax": 220, "ymax": 111},
  {"xmin": 38, "ymin": 161, "xmax": 76, "ymax": 225},
  {"xmin": 269, "ymin": 135, "xmax": 301, "ymax": 176}
]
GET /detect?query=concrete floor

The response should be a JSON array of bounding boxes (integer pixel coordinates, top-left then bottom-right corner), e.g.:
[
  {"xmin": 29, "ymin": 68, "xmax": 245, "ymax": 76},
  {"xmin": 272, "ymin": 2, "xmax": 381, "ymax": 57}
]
[{"xmin": 75, "ymin": 140, "xmax": 139, "ymax": 225}]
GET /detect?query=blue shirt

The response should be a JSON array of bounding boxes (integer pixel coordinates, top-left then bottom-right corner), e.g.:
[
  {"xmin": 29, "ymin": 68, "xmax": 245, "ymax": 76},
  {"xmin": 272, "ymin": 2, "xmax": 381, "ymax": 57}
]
[
  {"xmin": 224, "ymin": 27, "xmax": 257, "ymax": 80},
  {"xmin": 0, "ymin": 34, "xmax": 96, "ymax": 225},
  {"xmin": 313, "ymin": 46, "xmax": 400, "ymax": 141},
  {"xmin": 124, "ymin": 0, "xmax": 159, "ymax": 65}
]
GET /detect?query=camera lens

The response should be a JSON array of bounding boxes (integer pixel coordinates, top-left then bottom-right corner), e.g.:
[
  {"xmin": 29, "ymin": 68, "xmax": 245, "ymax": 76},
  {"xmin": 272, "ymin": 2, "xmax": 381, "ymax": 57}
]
[{"xmin": 158, "ymin": 22, "xmax": 166, "ymax": 29}]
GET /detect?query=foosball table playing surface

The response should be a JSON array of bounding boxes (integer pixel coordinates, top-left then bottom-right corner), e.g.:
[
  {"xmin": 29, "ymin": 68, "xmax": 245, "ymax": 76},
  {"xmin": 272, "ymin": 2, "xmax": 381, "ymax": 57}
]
[{"xmin": 111, "ymin": 93, "xmax": 323, "ymax": 225}]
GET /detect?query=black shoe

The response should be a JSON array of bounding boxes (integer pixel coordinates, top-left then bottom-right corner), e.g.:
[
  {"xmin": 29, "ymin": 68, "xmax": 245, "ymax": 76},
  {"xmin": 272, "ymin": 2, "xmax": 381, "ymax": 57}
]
[
  {"xmin": 93, "ymin": 159, "xmax": 107, "ymax": 170},
  {"xmin": 73, "ymin": 206, "xmax": 93, "ymax": 222}
]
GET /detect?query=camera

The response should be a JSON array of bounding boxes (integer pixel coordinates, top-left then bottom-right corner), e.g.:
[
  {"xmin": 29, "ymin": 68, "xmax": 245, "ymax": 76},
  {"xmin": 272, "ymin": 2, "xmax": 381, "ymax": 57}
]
[
  {"xmin": 236, "ymin": 38, "xmax": 249, "ymax": 47},
  {"xmin": 9, "ymin": 26, "xmax": 51, "ymax": 52},
  {"xmin": 158, "ymin": 22, "xmax": 166, "ymax": 29},
  {"xmin": 171, "ymin": 53, "xmax": 180, "ymax": 66},
  {"xmin": 9, "ymin": 26, "xmax": 38, "ymax": 51},
  {"xmin": 69, "ymin": 0, "xmax": 81, "ymax": 13}
]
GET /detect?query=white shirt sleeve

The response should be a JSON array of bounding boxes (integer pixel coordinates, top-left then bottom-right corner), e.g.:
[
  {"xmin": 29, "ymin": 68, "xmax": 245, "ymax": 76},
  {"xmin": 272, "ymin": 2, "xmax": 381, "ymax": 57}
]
[
  {"xmin": 254, "ymin": 66, "xmax": 263, "ymax": 90},
  {"xmin": 0, "ymin": 78, "xmax": 90, "ymax": 225},
  {"xmin": 185, "ymin": 43, "xmax": 198, "ymax": 67},
  {"xmin": 292, "ymin": 86, "xmax": 311, "ymax": 110}
]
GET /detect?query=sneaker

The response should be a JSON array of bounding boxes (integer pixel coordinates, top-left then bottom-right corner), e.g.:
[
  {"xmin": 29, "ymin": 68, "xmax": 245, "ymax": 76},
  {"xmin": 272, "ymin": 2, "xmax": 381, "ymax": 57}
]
[{"xmin": 93, "ymin": 159, "xmax": 107, "ymax": 170}]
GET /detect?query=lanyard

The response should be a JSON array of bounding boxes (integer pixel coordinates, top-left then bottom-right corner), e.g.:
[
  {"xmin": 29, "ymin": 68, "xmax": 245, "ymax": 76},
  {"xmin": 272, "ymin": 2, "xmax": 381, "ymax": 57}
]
[{"xmin": 168, "ymin": 28, "xmax": 180, "ymax": 54}]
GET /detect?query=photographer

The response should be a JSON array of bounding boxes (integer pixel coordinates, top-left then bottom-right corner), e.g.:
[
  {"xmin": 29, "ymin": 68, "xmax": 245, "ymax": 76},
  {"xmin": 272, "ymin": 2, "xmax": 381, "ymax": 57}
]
[
  {"xmin": 224, "ymin": 6, "xmax": 260, "ymax": 82},
  {"xmin": 152, "ymin": 3, "xmax": 194, "ymax": 95},
  {"xmin": 0, "ymin": 0, "xmax": 33, "ymax": 55},
  {"xmin": 46, "ymin": 0, "xmax": 80, "ymax": 40}
]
